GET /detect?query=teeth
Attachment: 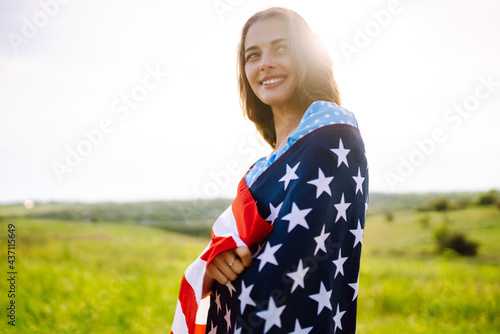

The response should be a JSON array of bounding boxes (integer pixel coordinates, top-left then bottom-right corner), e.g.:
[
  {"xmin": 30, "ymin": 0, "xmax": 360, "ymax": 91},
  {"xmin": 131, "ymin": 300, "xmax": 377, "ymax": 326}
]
[{"xmin": 262, "ymin": 77, "xmax": 284, "ymax": 85}]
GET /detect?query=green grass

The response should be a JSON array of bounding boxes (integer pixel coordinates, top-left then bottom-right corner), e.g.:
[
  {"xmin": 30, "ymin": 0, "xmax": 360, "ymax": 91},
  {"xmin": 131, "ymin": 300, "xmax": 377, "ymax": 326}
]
[
  {"xmin": 0, "ymin": 220, "xmax": 209, "ymax": 333},
  {"xmin": 0, "ymin": 207, "xmax": 499, "ymax": 333}
]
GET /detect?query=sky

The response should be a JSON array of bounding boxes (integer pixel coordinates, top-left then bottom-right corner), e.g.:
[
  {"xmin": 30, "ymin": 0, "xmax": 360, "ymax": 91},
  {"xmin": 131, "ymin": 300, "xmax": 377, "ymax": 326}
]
[{"xmin": 1, "ymin": 0, "xmax": 499, "ymax": 203}]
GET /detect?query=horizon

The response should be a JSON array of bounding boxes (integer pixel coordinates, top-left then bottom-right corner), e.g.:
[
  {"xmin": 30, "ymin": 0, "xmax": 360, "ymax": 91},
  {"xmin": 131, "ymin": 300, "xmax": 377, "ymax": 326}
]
[{"xmin": 2, "ymin": 188, "xmax": 498, "ymax": 206}]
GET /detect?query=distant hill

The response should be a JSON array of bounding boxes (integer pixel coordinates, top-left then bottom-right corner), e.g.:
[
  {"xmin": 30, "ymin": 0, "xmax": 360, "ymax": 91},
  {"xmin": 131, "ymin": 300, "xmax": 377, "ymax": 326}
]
[
  {"xmin": 0, "ymin": 190, "xmax": 497, "ymax": 235},
  {"xmin": 367, "ymin": 191, "xmax": 481, "ymax": 213}
]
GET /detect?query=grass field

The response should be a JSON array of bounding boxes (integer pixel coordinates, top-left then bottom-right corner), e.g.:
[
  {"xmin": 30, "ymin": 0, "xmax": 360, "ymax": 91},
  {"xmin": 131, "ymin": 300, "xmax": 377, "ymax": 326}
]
[{"xmin": 0, "ymin": 206, "xmax": 499, "ymax": 333}]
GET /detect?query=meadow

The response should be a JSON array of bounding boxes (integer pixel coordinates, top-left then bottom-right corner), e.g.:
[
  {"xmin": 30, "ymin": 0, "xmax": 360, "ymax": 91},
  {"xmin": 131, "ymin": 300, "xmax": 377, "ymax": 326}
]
[{"xmin": 0, "ymin": 204, "xmax": 499, "ymax": 333}]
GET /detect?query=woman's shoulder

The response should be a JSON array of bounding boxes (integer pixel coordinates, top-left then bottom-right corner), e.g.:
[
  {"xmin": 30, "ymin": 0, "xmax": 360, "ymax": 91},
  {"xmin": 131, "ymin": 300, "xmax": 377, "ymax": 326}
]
[
  {"xmin": 289, "ymin": 100, "xmax": 359, "ymax": 143},
  {"xmin": 303, "ymin": 100, "xmax": 358, "ymax": 128}
]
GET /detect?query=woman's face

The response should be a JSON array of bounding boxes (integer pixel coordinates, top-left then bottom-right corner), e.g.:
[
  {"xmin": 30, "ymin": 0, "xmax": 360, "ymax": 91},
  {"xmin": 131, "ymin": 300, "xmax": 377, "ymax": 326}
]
[{"xmin": 244, "ymin": 17, "xmax": 299, "ymax": 109}]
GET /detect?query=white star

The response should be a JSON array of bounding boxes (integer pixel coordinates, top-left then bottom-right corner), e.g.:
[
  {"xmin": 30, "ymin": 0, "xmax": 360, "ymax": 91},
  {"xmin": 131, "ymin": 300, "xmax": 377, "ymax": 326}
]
[
  {"xmin": 234, "ymin": 327, "xmax": 242, "ymax": 334},
  {"xmin": 314, "ymin": 225, "xmax": 330, "ymax": 255},
  {"xmin": 207, "ymin": 321, "xmax": 217, "ymax": 334},
  {"xmin": 282, "ymin": 202, "xmax": 312, "ymax": 232},
  {"xmin": 266, "ymin": 201, "xmax": 283, "ymax": 225},
  {"xmin": 334, "ymin": 193, "xmax": 351, "ymax": 223},
  {"xmin": 223, "ymin": 304, "xmax": 232, "ymax": 332},
  {"xmin": 238, "ymin": 280, "xmax": 256, "ymax": 314},
  {"xmin": 256, "ymin": 297, "xmax": 286, "ymax": 333},
  {"xmin": 309, "ymin": 281, "xmax": 332, "ymax": 315},
  {"xmin": 279, "ymin": 162, "xmax": 300, "ymax": 190},
  {"xmin": 215, "ymin": 290, "xmax": 221, "ymax": 313},
  {"xmin": 226, "ymin": 280, "xmax": 236, "ymax": 297},
  {"xmin": 286, "ymin": 259, "xmax": 309, "ymax": 293},
  {"xmin": 349, "ymin": 219, "xmax": 364, "ymax": 248},
  {"xmin": 331, "ymin": 138, "xmax": 350, "ymax": 167},
  {"xmin": 332, "ymin": 249, "xmax": 348, "ymax": 278},
  {"xmin": 352, "ymin": 167, "xmax": 365, "ymax": 194},
  {"xmin": 257, "ymin": 242, "xmax": 282, "ymax": 271},
  {"xmin": 288, "ymin": 319, "xmax": 313, "ymax": 334},
  {"xmin": 348, "ymin": 274, "xmax": 359, "ymax": 301},
  {"xmin": 307, "ymin": 168, "xmax": 334, "ymax": 198},
  {"xmin": 333, "ymin": 303, "xmax": 346, "ymax": 333}
]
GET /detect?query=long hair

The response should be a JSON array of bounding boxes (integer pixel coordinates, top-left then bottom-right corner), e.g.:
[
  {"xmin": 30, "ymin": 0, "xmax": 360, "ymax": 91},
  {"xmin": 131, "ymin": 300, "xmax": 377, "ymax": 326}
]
[{"xmin": 237, "ymin": 7, "xmax": 341, "ymax": 148}]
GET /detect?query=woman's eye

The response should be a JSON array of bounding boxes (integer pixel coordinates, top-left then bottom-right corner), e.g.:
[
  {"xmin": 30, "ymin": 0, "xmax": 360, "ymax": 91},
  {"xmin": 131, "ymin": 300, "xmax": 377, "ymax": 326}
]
[
  {"xmin": 276, "ymin": 45, "xmax": 287, "ymax": 53},
  {"xmin": 246, "ymin": 53, "xmax": 259, "ymax": 62}
]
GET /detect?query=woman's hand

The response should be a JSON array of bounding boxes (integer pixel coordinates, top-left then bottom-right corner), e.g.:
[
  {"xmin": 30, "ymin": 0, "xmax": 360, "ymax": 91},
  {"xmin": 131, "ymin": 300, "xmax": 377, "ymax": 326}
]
[{"xmin": 206, "ymin": 246, "xmax": 252, "ymax": 285}]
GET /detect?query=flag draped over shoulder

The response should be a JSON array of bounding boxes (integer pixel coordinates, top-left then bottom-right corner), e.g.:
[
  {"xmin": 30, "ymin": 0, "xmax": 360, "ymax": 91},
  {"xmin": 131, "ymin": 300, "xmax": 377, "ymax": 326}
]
[{"xmin": 173, "ymin": 123, "xmax": 368, "ymax": 334}]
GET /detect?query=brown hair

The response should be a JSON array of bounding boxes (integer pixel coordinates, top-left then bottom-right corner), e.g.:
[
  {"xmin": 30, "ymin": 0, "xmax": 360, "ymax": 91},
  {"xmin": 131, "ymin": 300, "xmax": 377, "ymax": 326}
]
[{"xmin": 237, "ymin": 7, "xmax": 341, "ymax": 148}]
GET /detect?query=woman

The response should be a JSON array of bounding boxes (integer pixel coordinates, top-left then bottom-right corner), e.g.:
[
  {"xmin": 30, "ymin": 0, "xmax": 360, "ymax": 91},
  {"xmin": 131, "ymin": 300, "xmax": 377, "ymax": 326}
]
[{"xmin": 172, "ymin": 7, "xmax": 368, "ymax": 334}]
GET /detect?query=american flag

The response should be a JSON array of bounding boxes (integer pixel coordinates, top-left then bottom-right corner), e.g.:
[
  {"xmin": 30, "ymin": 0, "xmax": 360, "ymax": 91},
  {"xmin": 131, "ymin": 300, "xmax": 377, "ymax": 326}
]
[{"xmin": 173, "ymin": 124, "xmax": 368, "ymax": 334}]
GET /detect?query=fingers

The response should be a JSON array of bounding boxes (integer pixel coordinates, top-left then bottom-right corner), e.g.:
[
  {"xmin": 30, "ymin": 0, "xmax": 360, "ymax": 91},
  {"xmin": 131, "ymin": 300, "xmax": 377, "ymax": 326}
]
[
  {"xmin": 206, "ymin": 263, "xmax": 230, "ymax": 285},
  {"xmin": 206, "ymin": 247, "xmax": 253, "ymax": 285},
  {"xmin": 227, "ymin": 257, "xmax": 245, "ymax": 275},
  {"xmin": 215, "ymin": 253, "xmax": 239, "ymax": 281},
  {"xmin": 234, "ymin": 246, "xmax": 252, "ymax": 268}
]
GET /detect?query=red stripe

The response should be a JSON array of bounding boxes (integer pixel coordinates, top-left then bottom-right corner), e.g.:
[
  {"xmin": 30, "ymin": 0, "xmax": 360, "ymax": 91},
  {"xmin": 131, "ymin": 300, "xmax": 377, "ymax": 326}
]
[
  {"xmin": 194, "ymin": 324, "xmax": 207, "ymax": 334},
  {"xmin": 178, "ymin": 274, "xmax": 198, "ymax": 334},
  {"xmin": 232, "ymin": 177, "xmax": 274, "ymax": 247},
  {"xmin": 200, "ymin": 236, "xmax": 237, "ymax": 264}
]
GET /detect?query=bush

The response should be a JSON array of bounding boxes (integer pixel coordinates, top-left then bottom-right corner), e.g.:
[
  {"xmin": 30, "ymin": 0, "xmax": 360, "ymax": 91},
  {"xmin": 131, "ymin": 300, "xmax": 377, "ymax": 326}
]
[
  {"xmin": 433, "ymin": 226, "xmax": 479, "ymax": 256},
  {"xmin": 428, "ymin": 197, "xmax": 450, "ymax": 211},
  {"xmin": 477, "ymin": 190, "xmax": 499, "ymax": 206},
  {"xmin": 384, "ymin": 210, "xmax": 394, "ymax": 222}
]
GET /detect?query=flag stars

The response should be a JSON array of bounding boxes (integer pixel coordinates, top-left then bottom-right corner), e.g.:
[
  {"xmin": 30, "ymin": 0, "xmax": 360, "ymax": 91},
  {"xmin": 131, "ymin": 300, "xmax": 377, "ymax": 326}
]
[
  {"xmin": 207, "ymin": 321, "xmax": 217, "ymax": 334},
  {"xmin": 333, "ymin": 304, "xmax": 346, "ymax": 333},
  {"xmin": 266, "ymin": 201, "xmax": 283, "ymax": 225},
  {"xmin": 307, "ymin": 168, "xmax": 334, "ymax": 198},
  {"xmin": 215, "ymin": 290, "xmax": 221, "ymax": 313},
  {"xmin": 289, "ymin": 319, "xmax": 313, "ymax": 334},
  {"xmin": 238, "ymin": 281, "xmax": 256, "ymax": 314},
  {"xmin": 252, "ymin": 242, "xmax": 265, "ymax": 259},
  {"xmin": 309, "ymin": 281, "xmax": 332, "ymax": 315},
  {"xmin": 256, "ymin": 297, "xmax": 286, "ymax": 333},
  {"xmin": 279, "ymin": 162, "xmax": 301, "ymax": 190},
  {"xmin": 349, "ymin": 219, "xmax": 364, "ymax": 248},
  {"xmin": 226, "ymin": 281, "xmax": 236, "ymax": 297},
  {"xmin": 257, "ymin": 242, "xmax": 282, "ymax": 271},
  {"xmin": 282, "ymin": 202, "xmax": 312, "ymax": 232},
  {"xmin": 286, "ymin": 259, "xmax": 309, "ymax": 293},
  {"xmin": 331, "ymin": 138, "xmax": 350, "ymax": 167},
  {"xmin": 352, "ymin": 167, "xmax": 365, "ymax": 194},
  {"xmin": 224, "ymin": 305, "xmax": 232, "ymax": 332},
  {"xmin": 334, "ymin": 193, "xmax": 351, "ymax": 223},
  {"xmin": 348, "ymin": 274, "xmax": 360, "ymax": 301},
  {"xmin": 332, "ymin": 249, "xmax": 348, "ymax": 278},
  {"xmin": 314, "ymin": 225, "xmax": 330, "ymax": 255}
]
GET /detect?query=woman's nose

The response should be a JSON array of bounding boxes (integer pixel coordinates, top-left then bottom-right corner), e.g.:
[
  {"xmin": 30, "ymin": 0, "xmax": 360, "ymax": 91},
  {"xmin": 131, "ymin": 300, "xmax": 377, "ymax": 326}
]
[{"xmin": 259, "ymin": 52, "xmax": 275, "ymax": 71}]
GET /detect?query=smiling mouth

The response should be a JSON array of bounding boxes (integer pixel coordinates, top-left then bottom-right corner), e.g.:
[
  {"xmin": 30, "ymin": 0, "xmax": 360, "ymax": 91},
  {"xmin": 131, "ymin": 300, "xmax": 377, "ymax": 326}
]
[{"xmin": 260, "ymin": 77, "xmax": 286, "ymax": 86}]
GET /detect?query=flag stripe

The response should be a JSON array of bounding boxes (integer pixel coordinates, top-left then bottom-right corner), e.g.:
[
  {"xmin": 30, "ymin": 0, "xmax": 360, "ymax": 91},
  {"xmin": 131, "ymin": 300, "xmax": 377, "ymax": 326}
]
[
  {"xmin": 171, "ymin": 301, "xmax": 188, "ymax": 334},
  {"xmin": 177, "ymin": 276, "xmax": 197, "ymax": 334},
  {"xmin": 232, "ymin": 177, "xmax": 274, "ymax": 246}
]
